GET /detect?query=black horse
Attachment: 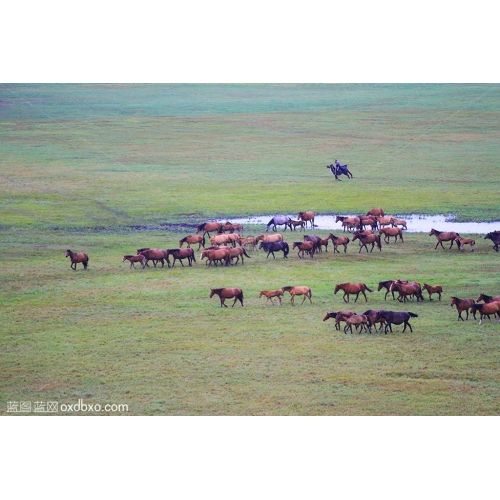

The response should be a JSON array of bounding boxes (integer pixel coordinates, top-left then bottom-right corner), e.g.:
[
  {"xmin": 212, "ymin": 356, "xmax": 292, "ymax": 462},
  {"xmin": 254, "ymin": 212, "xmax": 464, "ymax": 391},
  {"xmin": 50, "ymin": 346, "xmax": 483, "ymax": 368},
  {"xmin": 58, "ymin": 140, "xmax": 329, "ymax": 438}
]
[
  {"xmin": 326, "ymin": 163, "xmax": 353, "ymax": 181},
  {"xmin": 259, "ymin": 241, "xmax": 289, "ymax": 259},
  {"xmin": 374, "ymin": 310, "xmax": 418, "ymax": 334},
  {"xmin": 484, "ymin": 231, "xmax": 500, "ymax": 252}
]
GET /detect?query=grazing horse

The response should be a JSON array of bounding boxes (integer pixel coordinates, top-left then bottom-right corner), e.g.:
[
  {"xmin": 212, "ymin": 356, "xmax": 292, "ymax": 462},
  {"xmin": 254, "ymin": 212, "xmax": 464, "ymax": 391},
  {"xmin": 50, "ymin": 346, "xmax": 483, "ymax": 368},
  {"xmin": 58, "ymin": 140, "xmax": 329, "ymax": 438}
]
[
  {"xmin": 179, "ymin": 235, "xmax": 205, "ymax": 250},
  {"xmin": 259, "ymin": 241, "xmax": 289, "ymax": 259},
  {"xmin": 450, "ymin": 296, "xmax": 475, "ymax": 321},
  {"xmin": 209, "ymin": 287, "xmax": 244, "ymax": 308},
  {"xmin": 288, "ymin": 219, "xmax": 306, "ymax": 231},
  {"xmin": 122, "ymin": 254, "xmax": 146, "ymax": 269},
  {"xmin": 327, "ymin": 234, "xmax": 350, "ymax": 253},
  {"xmin": 390, "ymin": 217, "xmax": 407, "ymax": 230},
  {"xmin": 326, "ymin": 163, "xmax": 353, "ymax": 180},
  {"xmin": 200, "ymin": 248, "xmax": 231, "ymax": 267},
  {"xmin": 377, "ymin": 280, "xmax": 408, "ymax": 300},
  {"xmin": 476, "ymin": 293, "xmax": 500, "ymax": 303},
  {"xmin": 228, "ymin": 247, "xmax": 251, "ymax": 265},
  {"xmin": 292, "ymin": 241, "xmax": 314, "ymax": 258},
  {"xmin": 429, "ymin": 228, "xmax": 459, "ymax": 250},
  {"xmin": 379, "ymin": 227, "xmax": 404, "ymax": 244},
  {"xmin": 323, "ymin": 311, "xmax": 356, "ymax": 331},
  {"xmin": 470, "ymin": 301, "xmax": 500, "ymax": 325},
  {"xmin": 352, "ymin": 232, "xmax": 382, "ymax": 253},
  {"xmin": 334, "ymin": 282, "xmax": 373, "ymax": 303},
  {"xmin": 255, "ymin": 233, "xmax": 283, "ymax": 244},
  {"xmin": 65, "ymin": 249, "xmax": 89, "ymax": 270},
  {"xmin": 166, "ymin": 248, "xmax": 195, "ymax": 267},
  {"xmin": 422, "ymin": 284, "xmax": 443, "ymax": 301},
  {"xmin": 297, "ymin": 211, "xmax": 315, "ymax": 229},
  {"xmin": 484, "ymin": 231, "xmax": 500, "ymax": 252},
  {"xmin": 281, "ymin": 286, "xmax": 312, "ymax": 305},
  {"xmin": 367, "ymin": 208, "xmax": 384, "ymax": 217},
  {"xmin": 342, "ymin": 314, "xmax": 371, "ymax": 334},
  {"xmin": 390, "ymin": 281, "xmax": 424, "ymax": 302},
  {"xmin": 374, "ymin": 310, "xmax": 418, "ymax": 333},
  {"xmin": 259, "ymin": 289, "xmax": 284, "ymax": 306},
  {"xmin": 139, "ymin": 248, "xmax": 168, "ymax": 268},
  {"xmin": 196, "ymin": 222, "xmax": 223, "ymax": 237},
  {"xmin": 335, "ymin": 216, "xmax": 360, "ymax": 232},
  {"xmin": 456, "ymin": 236, "xmax": 476, "ymax": 252},
  {"xmin": 266, "ymin": 216, "xmax": 292, "ymax": 232}
]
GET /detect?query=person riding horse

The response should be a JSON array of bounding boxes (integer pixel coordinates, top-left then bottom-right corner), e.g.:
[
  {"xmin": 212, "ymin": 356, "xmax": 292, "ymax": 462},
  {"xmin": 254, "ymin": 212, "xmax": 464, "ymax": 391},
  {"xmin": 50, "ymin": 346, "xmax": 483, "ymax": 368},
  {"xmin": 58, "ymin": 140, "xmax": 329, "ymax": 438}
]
[{"xmin": 327, "ymin": 159, "xmax": 353, "ymax": 180}]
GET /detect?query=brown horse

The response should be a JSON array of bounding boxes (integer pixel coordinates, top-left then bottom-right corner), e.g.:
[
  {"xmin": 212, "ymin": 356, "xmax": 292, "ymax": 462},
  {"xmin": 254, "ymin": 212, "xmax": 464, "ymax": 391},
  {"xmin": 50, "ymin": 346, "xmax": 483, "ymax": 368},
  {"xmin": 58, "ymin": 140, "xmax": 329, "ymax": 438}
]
[
  {"xmin": 281, "ymin": 286, "xmax": 312, "ymax": 305},
  {"xmin": 450, "ymin": 297, "xmax": 475, "ymax": 321},
  {"xmin": 139, "ymin": 248, "xmax": 168, "ymax": 268},
  {"xmin": 201, "ymin": 248, "xmax": 231, "ymax": 267},
  {"xmin": 375, "ymin": 216, "xmax": 393, "ymax": 228},
  {"xmin": 323, "ymin": 311, "xmax": 356, "ymax": 331},
  {"xmin": 179, "ymin": 235, "xmax": 205, "ymax": 250},
  {"xmin": 342, "ymin": 314, "xmax": 372, "ymax": 334},
  {"xmin": 470, "ymin": 301, "xmax": 500, "ymax": 325},
  {"xmin": 226, "ymin": 233, "xmax": 241, "ymax": 247},
  {"xmin": 327, "ymin": 234, "xmax": 350, "ymax": 253},
  {"xmin": 196, "ymin": 222, "xmax": 223, "ymax": 237},
  {"xmin": 377, "ymin": 280, "xmax": 408, "ymax": 300},
  {"xmin": 166, "ymin": 248, "xmax": 195, "ymax": 267},
  {"xmin": 456, "ymin": 236, "xmax": 476, "ymax": 252},
  {"xmin": 297, "ymin": 211, "xmax": 315, "ymax": 229},
  {"xmin": 422, "ymin": 284, "xmax": 443, "ymax": 301},
  {"xmin": 362, "ymin": 309, "xmax": 387, "ymax": 332},
  {"xmin": 292, "ymin": 241, "xmax": 314, "ymax": 258},
  {"xmin": 229, "ymin": 247, "xmax": 251, "ymax": 265},
  {"xmin": 255, "ymin": 233, "xmax": 283, "ymax": 244},
  {"xmin": 335, "ymin": 216, "xmax": 360, "ymax": 232},
  {"xmin": 429, "ymin": 228, "xmax": 459, "ymax": 250},
  {"xmin": 237, "ymin": 236, "xmax": 257, "ymax": 252},
  {"xmin": 367, "ymin": 208, "xmax": 384, "ymax": 217},
  {"xmin": 210, "ymin": 287, "xmax": 244, "ymax": 307},
  {"xmin": 358, "ymin": 215, "xmax": 378, "ymax": 231},
  {"xmin": 476, "ymin": 293, "xmax": 500, "ymax": 303},
  {"xmin": 379, "ymin": 227, "xmax": 404, "ymax": 244},
  {"xmin": 122, "ymin": 254, "xmax": 146, "ymax": 269},
  {"xmin": 288, "ymin": 219, "xmax": 306, "ymax": 231},
  {"xmin": 390, "ymin": 281, "xmax": 424, "ymax": 302},
  {"xmin": 259, "ymin": 289, "xmax": 284, "ymax": 306},
  {"xmin": 65, "ymin": 249, "xmax": 88, "ymax": 270},
  {"xmin": 210, "ymin": 234, "xmax": 231, "ymax": 247},
  {"xmin": 352, "ymin": 233, "xmax": 382, "ymax": 253},
  {"xmin": 390, "ymin": 217, "xmax": 407, "ymax": 230},
  {"xmin": 220, "ymin": 221, "xmax": 243, "ymax": 234},
  {"xmin": 334, "ymin": 282, "xmax": 373, "ymax": 303}
]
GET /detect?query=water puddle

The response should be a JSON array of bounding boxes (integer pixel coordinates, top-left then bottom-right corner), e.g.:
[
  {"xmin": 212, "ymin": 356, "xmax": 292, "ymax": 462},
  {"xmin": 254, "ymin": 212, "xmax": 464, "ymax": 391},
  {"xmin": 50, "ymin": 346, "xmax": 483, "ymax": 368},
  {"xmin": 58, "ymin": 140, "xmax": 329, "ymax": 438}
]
[{"xmin": 229, "ymin": 214, "xmax": 500, "ymax": 234}]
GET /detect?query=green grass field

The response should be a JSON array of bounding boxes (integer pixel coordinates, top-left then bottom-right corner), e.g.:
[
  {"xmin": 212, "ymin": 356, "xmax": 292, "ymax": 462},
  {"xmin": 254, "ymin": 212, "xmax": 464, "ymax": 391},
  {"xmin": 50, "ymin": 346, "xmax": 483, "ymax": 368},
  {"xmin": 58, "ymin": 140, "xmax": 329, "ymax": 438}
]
[{"xmin": 1, "ymin": 84, "xmax": 499, "ymax": 415}]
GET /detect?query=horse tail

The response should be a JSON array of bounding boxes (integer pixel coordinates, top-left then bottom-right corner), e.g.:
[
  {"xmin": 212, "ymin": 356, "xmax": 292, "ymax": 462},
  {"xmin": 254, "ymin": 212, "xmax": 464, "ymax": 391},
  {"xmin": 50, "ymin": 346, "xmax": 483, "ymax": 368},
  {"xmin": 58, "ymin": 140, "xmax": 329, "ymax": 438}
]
[
  {"xmin": 238, "ymin": 289, "xmax": 244, "ymax": 305},
  {"xmin": 346, "ymin": 237, "xmax": 350, "ymax": 244},
  {"xmin": 408, "ymin": 312, "xmax": 418, "ymax": 318},
  {"xmin": 283, "ymin": 242, "xmax": 289, "ymax": 257},
  {"xmin": 365, "ymin": 285, "xmax": 373, "ymax": 293},
  {"xmin": 377, "ymin": 236, "xmax": 382, "ymax": 249},
  {"xmin": 243, "ymin": 248, "xmax": 251, "ymax": 258}
]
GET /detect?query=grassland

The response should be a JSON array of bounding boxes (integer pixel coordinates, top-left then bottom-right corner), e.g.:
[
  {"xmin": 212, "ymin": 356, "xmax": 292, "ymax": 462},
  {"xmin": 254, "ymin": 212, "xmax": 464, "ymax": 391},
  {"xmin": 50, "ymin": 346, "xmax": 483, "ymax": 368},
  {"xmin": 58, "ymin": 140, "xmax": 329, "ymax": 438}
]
[{"xmin": 1, "ymin": 84, "xmax": 499, "ymax": 415}]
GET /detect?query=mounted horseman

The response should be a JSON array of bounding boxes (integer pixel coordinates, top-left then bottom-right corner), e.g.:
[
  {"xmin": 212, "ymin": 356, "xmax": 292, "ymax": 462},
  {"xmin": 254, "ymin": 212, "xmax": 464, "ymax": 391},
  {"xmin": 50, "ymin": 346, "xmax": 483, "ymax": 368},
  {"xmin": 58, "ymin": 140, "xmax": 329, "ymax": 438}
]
[{"xmin": 326, "ymin": 159, "xmax": 353, "ymax": 181}]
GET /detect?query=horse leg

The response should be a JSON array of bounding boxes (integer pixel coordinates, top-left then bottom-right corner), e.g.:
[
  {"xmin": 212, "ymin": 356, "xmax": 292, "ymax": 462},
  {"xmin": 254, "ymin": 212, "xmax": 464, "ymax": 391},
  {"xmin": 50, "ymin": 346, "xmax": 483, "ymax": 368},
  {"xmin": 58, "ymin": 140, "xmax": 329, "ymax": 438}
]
[
  {"xmin": 343, "ymin": 293, "xmax": 349, "ymax": 303},
  {"xmin": 362, "ymin": 291, "xmax": 368, "ymax": 301}
]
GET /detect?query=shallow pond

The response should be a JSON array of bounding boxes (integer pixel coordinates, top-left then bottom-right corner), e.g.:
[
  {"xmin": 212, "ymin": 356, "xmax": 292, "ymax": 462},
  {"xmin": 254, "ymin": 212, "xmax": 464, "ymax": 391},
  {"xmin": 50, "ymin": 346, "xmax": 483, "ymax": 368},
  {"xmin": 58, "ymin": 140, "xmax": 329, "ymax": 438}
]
[{"xmin": 229, "ymin": 214, "xmax": 500, "ymax": 234}]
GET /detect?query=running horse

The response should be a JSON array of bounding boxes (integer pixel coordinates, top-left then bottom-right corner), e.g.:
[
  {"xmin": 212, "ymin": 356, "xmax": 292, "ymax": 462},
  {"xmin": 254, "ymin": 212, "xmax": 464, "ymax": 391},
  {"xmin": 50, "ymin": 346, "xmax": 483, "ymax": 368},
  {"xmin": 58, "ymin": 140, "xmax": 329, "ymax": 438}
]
[
  {"xmin": 334, "ymin": 282, "xmax": 373, "ymax": 303},
  {"xmin": 297, "ymin": 211, "xmax": 315, "ymax": 229},
  {"xmin": 484, "ymin": 230, "xmax": 500, "ymax": 252},
  {"xmin": 266, "ymin": 216, "xmax": 292, "ymax": 232},
  {"xmin": 65, "ymin": 249, "xmax": 89, "ymax": 270},
  {"xmin": 209, "ymin": 287, "xmax": 244, "ymax": 307},
  {"xmin": 429, "ymin": 228, "xmax": 460, "ymax": 250},
  {"xmin": 326, "ymin": 163, "xmax": 353, "ymax": 180}
]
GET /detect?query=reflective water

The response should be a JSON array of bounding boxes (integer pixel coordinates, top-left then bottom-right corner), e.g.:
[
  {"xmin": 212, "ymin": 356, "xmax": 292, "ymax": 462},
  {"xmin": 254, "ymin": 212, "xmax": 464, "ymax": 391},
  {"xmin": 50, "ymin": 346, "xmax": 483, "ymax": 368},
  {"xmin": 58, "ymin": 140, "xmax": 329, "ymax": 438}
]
[{"xmin": 229, "ymin": 214, "xmax": 500, "ymax": 234}]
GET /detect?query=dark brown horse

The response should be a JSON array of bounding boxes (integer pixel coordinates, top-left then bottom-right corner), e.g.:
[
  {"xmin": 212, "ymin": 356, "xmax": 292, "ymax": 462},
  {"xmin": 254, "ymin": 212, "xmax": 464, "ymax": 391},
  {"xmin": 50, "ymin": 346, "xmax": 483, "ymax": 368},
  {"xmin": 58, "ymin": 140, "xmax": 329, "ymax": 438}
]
[
  {"xmin": 352, "ymin": 232, "xmax": 382, "ymax": 253},
  {"xmin": 297, "ymin": 211, "xmax": 315, "ymax": 229},
  {"xmin": 323, "ymin": 311, "xmax": 357, "ymax": 331},
  {"xmin": 179, "ymin": 235, "xmax": 205, "ymax": 250},
  {"xmin": 210, "ymin": 287, "xmax": 244, "ymax": 307},
  {"xmin": 334, "ymin": 282, "xmax": 373, "ymax": 303},
  {"xmin": 282, "ymin": 286, "xmax": 312, "ymax": 305},
  {"xmin": 377, "ymin": 280, "xmax": 408, "ymax": 300},
  {"xmin": 292, "ymin": 241, "xmax": 315, "ymax": 258},
  {"xmin": 374, "ymin": 310, "xmax": 418, "ymax": 333},
  {"xmin": 65, "ymin": 250, "xmax": 89, "ymax": 270},
  {"xmin": 450, "ymin": 296, "xmax": 475, "ymax": 321},
  {"xmin": 389, "ymin": 281, "xmax": 424, "ymax": 302},
  {"xmin": 484, "ymin": 231, "xmax": 500, "ymax": 252},
  {"xmin": 196, "ymin": 222, "xmax": 223, "ymax": 237},
  {"xmin": 476, "ymin": 293, "xmax": 500, "ymax": 303},
  {"xmin": 166, "ymin": 248, "xmax": 196, "ymax": 267},
  {"xmin": 429, "ymin": 228, "xmax": 460, "ymax": 250},
  {"xmin": 422, "ymin": 284, "xmax": 443, "ymax": 301},
  {"xmin": 362, "ymin": 309, "xmax": 387, "ymax": 332},
  {"xmin": 327, "ymin": 234, "xmax": 350, "ymax": 253}
]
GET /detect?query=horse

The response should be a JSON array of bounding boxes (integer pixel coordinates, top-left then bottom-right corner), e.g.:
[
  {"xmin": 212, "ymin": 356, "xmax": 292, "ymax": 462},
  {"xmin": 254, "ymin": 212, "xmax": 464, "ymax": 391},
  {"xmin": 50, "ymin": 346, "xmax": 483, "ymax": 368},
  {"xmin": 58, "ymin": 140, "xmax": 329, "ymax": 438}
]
[
  {"xmin": 259, "ymin": 241, "xmax": 289, "ymax": 259},
  {"xmin": 375, "ymin": 216, "xmax": 393, "ymax": 229},
  {"xmin": 484, "ymin": 231, "xmax": 500, "ymax": 252},
  {"xmin": 470, "ymin": 301, "xmax": 500, "ymax": 325},
  {"xmin": 255, "ymin": 233, "xmax": 283, "ymax": 244},
  {"xmin": 334, "ymin": 282, "xmax": 373, "ymax": 303},
  {"xmin": 450, "ymin": 297, "xmax": 475, "ymax": 321},
  {"xmin": 65, "ymin": 250, "xmax": 89, "ymax": 270},
  {"xmin": 367, "ymin": 208, "xmax": 384, "ymax": 217},
  {"xmin": 422, "ymin": 284, "xmax": 443, "ymax": 301},
  {"xmin": 374, "ymin": 310, "xmax": 418, "ymax": 334},
  {"xmin": 379, "ymin": 227, "xmax": 404, "ymax": 244},
  {"xmin": 237, "ymin": 236, "xmax": 257, "ymax": 252},
  {"xmin": 362, "ymin": 310, "xmax": 387, "ymax": 332},
  {"xmin": 377, "ymin": 280, "xmax": 408, "ymax": 300},
  {"xmin": 318, "ymin": 237, "xmax": 330, "ymax": 252},
  {"xmin": 352, "ymin": 232, "xmax": 382, "ymax": 253},
  {"xmin": 342, "ymin": 314, "xmax": 372, "ymax": 334},
  {"xmin": 220, "ymin": 221, "xmax": 243, "ymax": 234},
  {"xmin": 292, "ymin": 241, "xmax": 315, "ymax": 258},
  {"xmin": 266, "ymin": 216, "xmax": 292, "ymax": 232},
  {"xmin": 210, "ymin": 234, "xmax": 231, "ymax": 247},
  {"xmin": 390, "ymin": 217, "xmax": 407, "ymax": 230},
  {"xmin": 226, "ymin": 234, "xmax": 241, "ymax": 247},
  {"xmin": 476, "ymin": 293, "xmax": 500, "ymax": 303},
  {"xmin": 200, "ymin": 248, "xmax": 231, "ymax": 267},
  {"xmin": 281, "ymin": 286, "xmax": 312, "ymax": 305},
  {"xmin": 335, "ymin": 216, "xmax": 360, "ymax": 232},
  {"xmin": 323, "ymin": 311, "xmax": 357, "ymax": 331},
  {"xmin": 288, "ymin": 219, "xmax": 306, "ymax": 231},
  {"xmin": 196, "ymin": 222, "xmax": 223, "ymax": 237},
  {"xmin": 327, "ymin": 234, "xmax": 350, "ymax": 253},
  {"xmin": 209, "ymin": 287, "xmax": 244, "ymax": 308},
  {"xmin": 326, "ymin": 163, "xmax": 353, "ymax": 180},
  {"xmin": 139, "ymin": 248, "xmax": 168, "ymax": 268},
  {"xmin": 297, "ymin": 211, "xmax": 315, "ymax": 229},
  {"xmin": 122, "ymin": 254, "xmax": 146, "ymax": 269},
  {"xmin": 456, "ymin": 236, "xmax": 476, "ymax": 252},
  {"xmin": 179, "ymin": 235, "xmax": 205, "ymax": 250},
  {"xmin": 389, "ymin": 281, "xmax": 424, "ymax": 302},
  {"xmin": 358, "ymin": 216, "xmax": 378, "ymax": 231},
  {"xmin": 258, "ymin": 290, "xmax": 284, "ymax": 306},
  {"xmin": 429, "ymin": 228, "xmax": 460, "ymax": 250},
  {"xmin": 303, "ymin": 235, "xmax": 321, "ymax": 253},
  {"xmin": 229, "ymin": 247, "xmax": 251, "ymax": 265},
  {"xmin": 166, "ymin": 248, "xmax": 195, "ymax": 267}
]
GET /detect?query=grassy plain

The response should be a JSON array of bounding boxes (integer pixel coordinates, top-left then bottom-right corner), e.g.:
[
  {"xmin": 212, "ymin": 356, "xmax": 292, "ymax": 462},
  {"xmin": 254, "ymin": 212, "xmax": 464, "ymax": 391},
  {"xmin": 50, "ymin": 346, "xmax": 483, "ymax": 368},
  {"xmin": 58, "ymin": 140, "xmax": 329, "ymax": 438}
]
[{"xmin": 1, "ymin": 84, "xmax": 499, "ymax": 415}]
